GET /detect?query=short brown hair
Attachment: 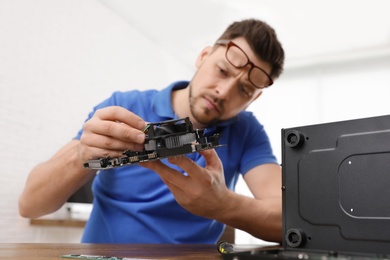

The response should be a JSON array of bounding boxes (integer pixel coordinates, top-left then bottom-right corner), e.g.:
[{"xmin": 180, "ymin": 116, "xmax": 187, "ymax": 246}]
[{"xmin": 216, "ymin": 19, "xmax": 285, "ymax": 80}]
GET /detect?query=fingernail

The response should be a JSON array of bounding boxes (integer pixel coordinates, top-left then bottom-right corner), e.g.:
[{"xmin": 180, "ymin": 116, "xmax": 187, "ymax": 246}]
[
  {"xmin": 136, "ymin": 133, "xmax": 145, "ymax": 143},
  {"xmin": 138, "ymin": 120, "xmax": 147, "ymax": 130}
]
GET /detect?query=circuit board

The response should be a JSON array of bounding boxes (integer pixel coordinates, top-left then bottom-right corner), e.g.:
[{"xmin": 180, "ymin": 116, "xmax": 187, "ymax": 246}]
[{"xmin": 83, "ymin": 117, "xmax": 221, "ymax": 170}]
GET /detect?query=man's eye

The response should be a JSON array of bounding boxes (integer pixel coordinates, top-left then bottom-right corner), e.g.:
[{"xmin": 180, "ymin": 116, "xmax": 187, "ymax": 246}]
[
  {"xmin": 217, "ymin": 66, "xmax": 228, "ymax": 76},
  {"xmin": 238, "ymin": 85, "xmax": 252, "ymax": 97}
]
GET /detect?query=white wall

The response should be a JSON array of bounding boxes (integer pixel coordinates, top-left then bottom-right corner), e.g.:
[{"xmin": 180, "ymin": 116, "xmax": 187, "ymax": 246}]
[
  {"xmin": 1, "ymin": 0, "xmax": 389, "ymax": 244},
  {"xmin": 0, "ymin": 0, "xmax": 191, "ymax": 243}
]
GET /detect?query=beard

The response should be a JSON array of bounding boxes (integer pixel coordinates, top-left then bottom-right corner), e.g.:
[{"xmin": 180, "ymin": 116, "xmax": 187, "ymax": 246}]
[{"xmin": 188, "ymin": 82, "xmax": 221, "ymax": 127}]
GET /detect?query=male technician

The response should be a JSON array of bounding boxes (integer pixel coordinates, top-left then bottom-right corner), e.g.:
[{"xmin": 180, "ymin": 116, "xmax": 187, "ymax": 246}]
[{"xmin": 19, "ymin": 18, "xmax": 285, "ymax": 243}]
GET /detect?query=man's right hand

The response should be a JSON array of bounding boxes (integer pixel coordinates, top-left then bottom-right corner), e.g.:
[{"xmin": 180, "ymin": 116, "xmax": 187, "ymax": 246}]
[
  {"xmin": 79, "ymin": 106, "xmax": 147, "ymax": 162},
  {"xmin": 19, "ymin": 106, "xmax": 146, "ymax": 219}
]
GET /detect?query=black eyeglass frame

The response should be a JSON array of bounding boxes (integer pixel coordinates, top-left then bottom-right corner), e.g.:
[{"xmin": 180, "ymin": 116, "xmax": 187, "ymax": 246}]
[{"xmin": 215, "ymin": 39, "xmax": 274, "ymax": 89}]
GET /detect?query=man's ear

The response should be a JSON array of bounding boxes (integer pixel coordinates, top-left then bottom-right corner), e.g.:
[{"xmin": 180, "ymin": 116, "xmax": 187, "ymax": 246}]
[{"xmin": 195, "ymin": 46, "xmax": 213, "ymax": 68}]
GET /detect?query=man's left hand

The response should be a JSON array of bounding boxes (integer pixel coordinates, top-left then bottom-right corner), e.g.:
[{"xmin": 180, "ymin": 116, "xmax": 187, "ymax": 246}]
[{"xmin": 141, "ymin": 149, "xmax": 230, "ymax": 218}]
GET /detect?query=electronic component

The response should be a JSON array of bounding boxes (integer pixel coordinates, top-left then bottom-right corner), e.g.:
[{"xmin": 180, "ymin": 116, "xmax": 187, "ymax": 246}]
[
  {"xmin": 222, "ymin": 114, "xmax": 390, "ymax": 260},
  {"xmin": 83, "ymin": 117, "xmax": 221, "ymax": 170},
  {"xmin": 218, "ymin": 241, "xmax": 235, "ymax": 254}
]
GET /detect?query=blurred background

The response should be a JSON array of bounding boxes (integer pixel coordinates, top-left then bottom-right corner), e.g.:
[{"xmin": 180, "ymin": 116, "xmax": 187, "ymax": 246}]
[{"xmin": 0, "ymin": 0, "xmax": 389, "ymax": 244}]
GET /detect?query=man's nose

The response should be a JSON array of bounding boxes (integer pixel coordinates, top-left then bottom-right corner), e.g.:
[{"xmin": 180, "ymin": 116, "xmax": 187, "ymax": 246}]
[
  {"xmin": 215, "ymin": 79, "xmax": 237, "ymax": 100},
  {"xmin": 215, "ymin": 70, "xmax": 246, "ymax": 99}
]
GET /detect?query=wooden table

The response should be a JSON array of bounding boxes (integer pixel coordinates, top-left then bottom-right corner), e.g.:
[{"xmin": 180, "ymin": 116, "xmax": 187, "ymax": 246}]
[{"xmin": 0, "ymin": 243, "xmax": 223, "ymax": 259}]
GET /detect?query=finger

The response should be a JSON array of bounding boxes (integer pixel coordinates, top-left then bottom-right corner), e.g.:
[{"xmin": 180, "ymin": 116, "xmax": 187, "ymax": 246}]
[
  {"xmin": 140, "ymin": 162, "xmax": 185, "ymax": 199},
  {"xmin": 198, "ymin": 149, "xmax": 222, "ymax": 170},
  {"xmin": 167, "ymin": 149, "xmax": 221, "ymax": 176},
  {"xmin": 167, "ymin": 155, "xmax": 202, "ymax": 178},
  {"xmin": 79, "ymin": 145, "xmax": 125, "ymax": 162},
  {"xmin": 141, "ymin": 160, "xmax": 188, "ymax": 187},
  {"xmin": 84, "ymin": 119, "xmax": 146, "ymax": 145},
  {"xmin": 81, "ymin": 131, "xmax": 145, "ymax": 152},
  {"xmin": 95, "ymin": 106, "xmax": 146, "ymax": 130}
]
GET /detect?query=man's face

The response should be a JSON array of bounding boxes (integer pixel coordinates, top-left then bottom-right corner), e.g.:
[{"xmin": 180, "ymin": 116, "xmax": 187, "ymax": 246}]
[{"xmin": 188, "ymin": 37, "xmax": 272, "ymax": 127}]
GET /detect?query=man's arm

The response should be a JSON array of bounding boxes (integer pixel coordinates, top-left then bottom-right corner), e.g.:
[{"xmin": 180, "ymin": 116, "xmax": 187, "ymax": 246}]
[
  {"xmin": 19, "ymin": 106, "xmax": 147, "ymax": 219},
  {"xmin": 18, "ymin": 140, "xmax": 96, "ymax": 218},
  {"xmin": 235, "ymin": 163, "xmax": 282, "ymax": 242},
  {"xmin": 142, "ymin": 149, "xmax": 282, "ymax": 243}
]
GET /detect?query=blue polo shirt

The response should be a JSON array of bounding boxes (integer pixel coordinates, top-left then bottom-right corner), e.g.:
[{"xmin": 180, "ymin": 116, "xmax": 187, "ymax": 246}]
[{"xmin": 75, "ymin": 81, "xmax": 277, "ymax": 243}]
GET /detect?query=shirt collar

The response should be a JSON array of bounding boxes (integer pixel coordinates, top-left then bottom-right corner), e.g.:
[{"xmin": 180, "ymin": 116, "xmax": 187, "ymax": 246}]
[{"xmin": 151, "ymin": 81, "xmax": 189, "ymax": 119}]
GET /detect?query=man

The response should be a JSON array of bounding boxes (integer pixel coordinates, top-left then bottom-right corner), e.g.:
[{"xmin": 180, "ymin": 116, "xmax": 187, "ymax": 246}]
[{"xmin": 19, "ymin": 18, "xmax": 285, "ymax": 243}]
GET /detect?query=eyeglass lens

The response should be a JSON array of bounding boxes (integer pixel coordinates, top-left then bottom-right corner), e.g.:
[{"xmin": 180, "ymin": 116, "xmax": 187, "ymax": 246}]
[{"xmin": 226, "ymin": 45, "xmax": 271, "ymax": 89}]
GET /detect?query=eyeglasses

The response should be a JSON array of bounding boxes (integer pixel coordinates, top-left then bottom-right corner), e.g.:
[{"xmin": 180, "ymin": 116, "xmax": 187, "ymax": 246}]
[{"xmin": 216, "ymin": 40, "xmax": 273, "ymax": 89}]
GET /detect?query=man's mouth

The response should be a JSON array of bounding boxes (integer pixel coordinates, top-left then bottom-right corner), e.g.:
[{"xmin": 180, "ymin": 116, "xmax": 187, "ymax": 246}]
[{"xmin": 204, "ymin": 96, "xmax": 221, "ymax": 114}]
